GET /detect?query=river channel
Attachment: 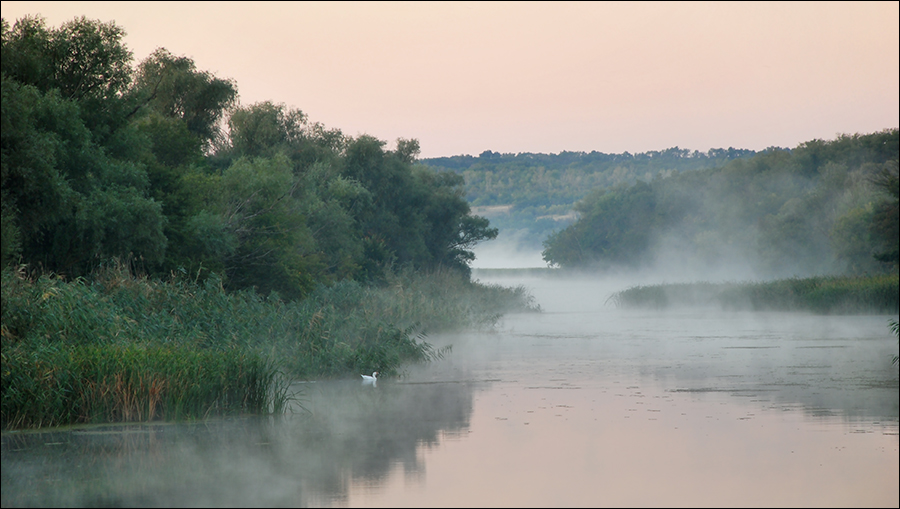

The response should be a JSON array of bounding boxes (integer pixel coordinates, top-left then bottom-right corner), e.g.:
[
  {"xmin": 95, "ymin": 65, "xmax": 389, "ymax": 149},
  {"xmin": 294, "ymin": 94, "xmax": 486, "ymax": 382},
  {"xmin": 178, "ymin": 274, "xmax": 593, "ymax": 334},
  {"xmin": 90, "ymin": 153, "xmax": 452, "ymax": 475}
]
[{"xmin": 2, "ymin": 270, "xmax": 898, "ymax": 507}]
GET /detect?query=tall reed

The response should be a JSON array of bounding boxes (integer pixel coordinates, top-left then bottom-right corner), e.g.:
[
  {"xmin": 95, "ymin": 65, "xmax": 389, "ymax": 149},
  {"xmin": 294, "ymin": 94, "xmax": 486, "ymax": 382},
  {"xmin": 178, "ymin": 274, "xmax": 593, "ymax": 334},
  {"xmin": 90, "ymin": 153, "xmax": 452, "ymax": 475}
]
[
  {"xmin": 1, "ymin": 262, "xmax": 537, "ymax": 430},
  {"xmin": 1, "ymin": 341, "xmax": 286, "ymax": 429}
]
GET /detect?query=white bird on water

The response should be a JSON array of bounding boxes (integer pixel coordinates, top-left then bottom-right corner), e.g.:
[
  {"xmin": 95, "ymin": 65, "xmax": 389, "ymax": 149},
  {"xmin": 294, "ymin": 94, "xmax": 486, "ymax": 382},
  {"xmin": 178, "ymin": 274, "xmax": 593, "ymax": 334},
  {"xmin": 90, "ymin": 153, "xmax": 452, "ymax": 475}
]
[{"xmin": 361, "ymin": 371, "xmax": 378, "ymax": 384}]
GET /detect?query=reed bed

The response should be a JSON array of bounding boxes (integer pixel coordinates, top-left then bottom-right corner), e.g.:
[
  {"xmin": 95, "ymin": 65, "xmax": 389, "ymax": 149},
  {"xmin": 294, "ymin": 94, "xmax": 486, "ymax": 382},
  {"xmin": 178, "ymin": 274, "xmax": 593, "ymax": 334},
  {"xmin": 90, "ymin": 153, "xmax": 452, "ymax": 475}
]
[
  {"xmin": 362, "ymin": 266, "xmax": 541, "ymax": 332},
  {"xmin": 1, "ymin": 342, "xmax": 284, "ymax": 429},
  {"xmin": 608, "ymin": 274, "xmax": 899, "ymax": 314},
  {"xmin": 1, "ymin": 263, "xmax": 537, "ymax": 430}
]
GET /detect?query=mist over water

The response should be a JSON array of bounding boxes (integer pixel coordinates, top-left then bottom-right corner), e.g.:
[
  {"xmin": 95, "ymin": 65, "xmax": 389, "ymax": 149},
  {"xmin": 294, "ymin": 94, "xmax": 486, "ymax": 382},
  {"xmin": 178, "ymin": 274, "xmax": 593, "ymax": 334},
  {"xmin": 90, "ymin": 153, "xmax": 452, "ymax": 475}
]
[
  {"xmin": 470, "ymin": 231, "xmax": 548, "ymax": 269},
  {"xmin": 471, "ymin": 227, "xmax": 770, "ymax": 282},
  {"xmin": 2, "ymin": 270, "xmax": 898, "ymax": 507}
]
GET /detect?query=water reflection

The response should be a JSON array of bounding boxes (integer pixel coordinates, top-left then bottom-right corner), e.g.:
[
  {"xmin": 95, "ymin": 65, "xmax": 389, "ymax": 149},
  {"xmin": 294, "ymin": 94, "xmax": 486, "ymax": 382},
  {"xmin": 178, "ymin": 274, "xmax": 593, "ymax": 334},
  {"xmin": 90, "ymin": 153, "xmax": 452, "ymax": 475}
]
[{"xmin": 1, "ymin": 380, "xmax": 478, "ymax": 507}]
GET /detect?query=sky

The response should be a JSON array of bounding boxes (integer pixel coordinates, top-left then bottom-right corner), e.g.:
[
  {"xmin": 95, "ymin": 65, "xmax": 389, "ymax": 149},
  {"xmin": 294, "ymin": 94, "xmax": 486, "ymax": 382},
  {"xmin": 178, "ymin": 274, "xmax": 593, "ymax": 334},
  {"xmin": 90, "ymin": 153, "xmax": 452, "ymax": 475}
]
[{"xmin": 1, "ymin": 1, "xmax": 898, "ymax": 159}]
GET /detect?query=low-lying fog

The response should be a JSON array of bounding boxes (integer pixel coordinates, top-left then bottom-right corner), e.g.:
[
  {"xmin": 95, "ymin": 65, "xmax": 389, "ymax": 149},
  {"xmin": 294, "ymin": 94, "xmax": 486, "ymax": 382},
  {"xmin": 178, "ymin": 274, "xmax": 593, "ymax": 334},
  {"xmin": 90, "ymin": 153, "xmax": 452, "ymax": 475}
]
[
  {"xmin": 470, "ymin": 232, "xmax": 765, "ymax": 282},
  {"xmin": 2, "ymin": 268, "xmax": 897, "ymax": 507},
  {"xmin": 470, "ymin": 232, "xmax": 548, "ymax": 269}
]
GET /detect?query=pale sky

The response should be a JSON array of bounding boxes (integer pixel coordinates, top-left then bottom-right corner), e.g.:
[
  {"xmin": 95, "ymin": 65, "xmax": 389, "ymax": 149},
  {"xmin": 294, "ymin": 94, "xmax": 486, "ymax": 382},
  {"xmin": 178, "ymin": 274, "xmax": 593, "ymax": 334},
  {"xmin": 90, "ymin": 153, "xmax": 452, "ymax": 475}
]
[{"xmin": 2, "ymin": 1, "xmax": 898, "ymax": 159}]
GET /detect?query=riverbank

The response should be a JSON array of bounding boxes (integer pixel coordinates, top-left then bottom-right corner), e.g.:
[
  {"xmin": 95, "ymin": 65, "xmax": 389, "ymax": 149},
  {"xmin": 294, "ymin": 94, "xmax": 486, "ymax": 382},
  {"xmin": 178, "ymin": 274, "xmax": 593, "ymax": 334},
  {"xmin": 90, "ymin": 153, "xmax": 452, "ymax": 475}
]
[{"xmin": 1, "ymin": 265, "xmax": 538, "ymax": 430}]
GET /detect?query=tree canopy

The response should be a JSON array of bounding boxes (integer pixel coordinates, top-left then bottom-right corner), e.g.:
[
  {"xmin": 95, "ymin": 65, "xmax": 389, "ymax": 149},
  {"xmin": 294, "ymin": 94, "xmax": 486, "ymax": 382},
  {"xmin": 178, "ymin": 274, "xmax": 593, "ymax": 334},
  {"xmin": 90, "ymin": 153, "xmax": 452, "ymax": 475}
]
[
  {"xmin": 1, "ymin": 14, "xmax": 497, "ymax": 298},
  {"xmin": 421, "ymin": 146, "xmax": 758, "ymax": 250},
  {"xmin": 540, "ymin": 130, "xmax": 899, "ymax": 277}
]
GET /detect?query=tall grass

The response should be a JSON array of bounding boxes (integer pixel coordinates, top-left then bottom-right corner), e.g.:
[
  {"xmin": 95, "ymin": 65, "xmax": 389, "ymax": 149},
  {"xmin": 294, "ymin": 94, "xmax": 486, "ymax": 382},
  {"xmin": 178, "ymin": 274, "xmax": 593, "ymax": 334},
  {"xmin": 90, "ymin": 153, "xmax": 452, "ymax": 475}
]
[
  {"xmin": 608, "ymin": 274, "xmax": 899, "ymax": 314},
  {"xmin": 359, "ymin": 266, "xmax": 540, "ymax": 332},
  {"xmin": 1, "ymin": 262, "xmax": 537, "ymax": 430},
  {"xmin": 1, "ymin": 342, "xmax": 285, "ymax": 429}
]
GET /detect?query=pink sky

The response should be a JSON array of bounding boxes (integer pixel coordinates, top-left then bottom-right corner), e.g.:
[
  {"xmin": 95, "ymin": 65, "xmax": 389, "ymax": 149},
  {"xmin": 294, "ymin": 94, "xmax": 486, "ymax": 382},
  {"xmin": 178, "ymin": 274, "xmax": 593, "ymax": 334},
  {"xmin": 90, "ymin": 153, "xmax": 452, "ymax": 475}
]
[{"xmin": 2, "ymin": 1, "xmax": 898, "ymax": 158}]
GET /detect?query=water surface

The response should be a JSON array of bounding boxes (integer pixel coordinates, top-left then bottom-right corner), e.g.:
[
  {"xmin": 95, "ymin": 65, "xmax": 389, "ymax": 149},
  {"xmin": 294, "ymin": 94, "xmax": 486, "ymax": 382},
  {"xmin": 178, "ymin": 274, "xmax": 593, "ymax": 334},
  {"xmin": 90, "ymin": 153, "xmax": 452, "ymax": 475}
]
[{"xmin": 2, "ymin": 272, "xmax": 897, "ymax": 507}]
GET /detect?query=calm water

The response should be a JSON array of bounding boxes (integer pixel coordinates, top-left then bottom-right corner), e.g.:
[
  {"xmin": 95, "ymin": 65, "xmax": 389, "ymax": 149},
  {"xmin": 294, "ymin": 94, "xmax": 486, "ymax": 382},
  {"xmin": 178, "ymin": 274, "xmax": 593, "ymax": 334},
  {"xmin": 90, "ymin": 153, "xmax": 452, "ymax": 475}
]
[{"xmin": 2, "ymin": 272, "xmax": 898, "ymax": 507}]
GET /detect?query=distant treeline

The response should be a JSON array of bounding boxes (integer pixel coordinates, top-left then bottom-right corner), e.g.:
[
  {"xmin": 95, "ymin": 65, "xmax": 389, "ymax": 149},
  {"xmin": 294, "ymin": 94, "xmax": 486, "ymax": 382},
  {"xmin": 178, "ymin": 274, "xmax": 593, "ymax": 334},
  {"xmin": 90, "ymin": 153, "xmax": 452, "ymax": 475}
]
[
  {"xmin": 541, "ymin": 130, "xmax": 899, "ymax": 278},
  {"xmin": 422, "ymin": 147, "xmax": 759, "ymax": 248}
]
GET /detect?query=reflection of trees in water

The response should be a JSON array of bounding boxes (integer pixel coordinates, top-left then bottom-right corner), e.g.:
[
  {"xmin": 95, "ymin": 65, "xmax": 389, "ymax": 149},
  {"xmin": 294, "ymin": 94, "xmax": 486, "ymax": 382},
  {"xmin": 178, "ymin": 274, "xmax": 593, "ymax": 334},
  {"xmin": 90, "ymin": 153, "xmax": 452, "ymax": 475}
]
[
  {"xmin": 289, "ymin": 380, "xmax": 475, "ymax": 503},
  {"xmin": 0, "ymin": 380, "xmax": 475, "ymax": 507}
]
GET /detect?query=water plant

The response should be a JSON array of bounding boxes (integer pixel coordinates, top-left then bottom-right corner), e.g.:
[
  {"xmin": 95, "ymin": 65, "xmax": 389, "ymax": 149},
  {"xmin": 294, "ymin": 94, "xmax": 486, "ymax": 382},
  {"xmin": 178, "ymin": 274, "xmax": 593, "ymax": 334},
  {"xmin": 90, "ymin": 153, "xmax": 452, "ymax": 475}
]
[
  {"xmin": 608, "ymin": 274, "xmax": 899, "ymax": 314},
  {"xmin": 890, "ymin": 319, "xmax": 899, "ymax": 366},
  {"xmin": 1, "ymin": 341, "xmax": 285, "ymax": 429},
  {"xmin": 1, "ymin": 262, "xmax": 536, "ymax": 430}
]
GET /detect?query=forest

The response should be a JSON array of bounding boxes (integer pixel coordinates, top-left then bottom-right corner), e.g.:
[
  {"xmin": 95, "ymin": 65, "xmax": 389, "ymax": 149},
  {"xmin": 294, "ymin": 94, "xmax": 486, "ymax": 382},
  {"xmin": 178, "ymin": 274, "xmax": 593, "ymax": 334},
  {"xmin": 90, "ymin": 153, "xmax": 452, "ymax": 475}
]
[
  {"xmin": 540, "ymin": 129, "xmax": 899, "ymax": 278},
  {"xmin": 421, "ymin": 146, "xmax": 758, "ymax": 250},
  {"xmin": 0, "ymin": 16, "xmax": 500, "ymax": 296}
]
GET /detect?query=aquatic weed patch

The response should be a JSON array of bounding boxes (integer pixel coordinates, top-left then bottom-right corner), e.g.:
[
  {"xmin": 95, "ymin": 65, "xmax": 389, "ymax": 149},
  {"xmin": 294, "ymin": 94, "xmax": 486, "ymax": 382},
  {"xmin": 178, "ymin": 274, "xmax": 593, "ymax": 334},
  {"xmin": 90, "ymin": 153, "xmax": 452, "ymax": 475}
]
[{"xmin": 609, "ymin": 274, "xmax": 899, "ymax": 314}]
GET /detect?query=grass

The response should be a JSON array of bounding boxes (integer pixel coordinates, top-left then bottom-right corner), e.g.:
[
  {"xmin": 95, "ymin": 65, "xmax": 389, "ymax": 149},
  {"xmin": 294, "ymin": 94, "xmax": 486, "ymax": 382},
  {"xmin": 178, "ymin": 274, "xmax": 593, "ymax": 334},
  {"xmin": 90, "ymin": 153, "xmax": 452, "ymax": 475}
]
[
  {"xmin": 2, "ymin": 342, "xmax": 286, "ymax": 429},
  {"xmin": 1, "ymin": 263, "xmax": 538, "ymax": 430},
  {"xmin": 608, "ymin": 274, "xmax": 899, "ymax": 314}
]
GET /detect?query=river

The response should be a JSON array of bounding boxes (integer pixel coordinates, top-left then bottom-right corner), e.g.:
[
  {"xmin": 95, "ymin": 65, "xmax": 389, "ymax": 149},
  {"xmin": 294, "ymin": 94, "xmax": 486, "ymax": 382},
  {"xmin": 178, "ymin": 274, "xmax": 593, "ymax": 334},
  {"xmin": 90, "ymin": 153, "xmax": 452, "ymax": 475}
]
[{"xmin": 2, "ymin": 270, "xmax": 898, "ymax": 507}]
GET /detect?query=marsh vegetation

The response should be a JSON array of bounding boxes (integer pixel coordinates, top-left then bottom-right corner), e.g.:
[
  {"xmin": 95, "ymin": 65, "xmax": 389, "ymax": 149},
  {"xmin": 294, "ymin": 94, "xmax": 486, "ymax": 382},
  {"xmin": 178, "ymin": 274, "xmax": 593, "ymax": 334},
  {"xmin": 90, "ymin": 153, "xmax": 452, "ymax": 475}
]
[
  {"xmin": 1, "ymin": 264, "xmax": 536, "ymax": 430},
  {"xmin": 608, "ymin": 274, "xmax": 899, "ymax": 314}
]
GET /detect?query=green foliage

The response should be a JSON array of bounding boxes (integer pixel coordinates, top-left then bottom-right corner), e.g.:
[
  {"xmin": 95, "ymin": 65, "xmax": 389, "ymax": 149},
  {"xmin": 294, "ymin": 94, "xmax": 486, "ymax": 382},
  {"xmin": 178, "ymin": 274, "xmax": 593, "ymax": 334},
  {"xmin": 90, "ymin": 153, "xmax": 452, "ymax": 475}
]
[
  {"xmin": 133, "ymin": 48, "xmax": 237, "ymax": 150},
  {"xmin": 1, "ymin": 16, "xmax": 170, "ymax": 276},
  {"xmin": 226, "ymin": 101, "xmax": 307, "ymax": 158},
  {"xmin": 0, "ymin": 197, "xmax": 21, "ymax": 267},
  {"xmin": 3, "ymin": 14, "xmax": 500, "ymax": 299},
  {"xmin": 216, "ymin": 100, "xmax": 345, "ymax": 170},
  {"xmin": 542, "ymin": 130, "xmax": 900, "ymax": 276},
  {"xmin": 1, "ymin": 341, "xmax": 283, "ymax": 429},
  {"xmin": 342, "ymin": 136, "xmax": 497, "ymax": 279},
  {"xmin": 422, "ymin": 147, "xmax": 757, "ymax": 249},
  {"xmin": 542, "ymin": 181, "xmax": 658, "ymax": 268},
  {"xmin": 0, "ymin": 13, "xmax": 529, "ymax": 433},
  {"xmin": 869, "ymin": 160, "xmax": 899, "ymax": 266},
  {"xmin": 212, "ymin": 154, "xmax": 318, "ymax": 298},
  {"xmin": 1, "ymin": 15, "xmax": 132, "ymax": 102},
  {"xmin": 0, "ymin": 262, "xmax": 536, "ymax": 430}
]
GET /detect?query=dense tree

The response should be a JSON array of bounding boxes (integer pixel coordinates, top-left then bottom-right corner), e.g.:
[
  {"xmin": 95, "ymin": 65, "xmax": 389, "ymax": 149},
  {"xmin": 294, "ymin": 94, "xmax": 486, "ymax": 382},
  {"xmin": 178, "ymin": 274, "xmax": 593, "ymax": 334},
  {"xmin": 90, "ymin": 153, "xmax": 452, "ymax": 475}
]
[
  {"xmin": 126, "ymin": 50, "xmax": 238, "ymax": 275},
  {"xmin": 218, "ymin": 101, "xmax": 345, "ymax": 170},
  {"xmin": 869, "ymin": 160, "xmax": 899, "ymax": 267},
  {"xmin": 0, "ymin": 20, "xmax": 168, "ymax": 276},
  {"xmin": 542, "ymin": 129, "xmax": 899, "ymax": 277},
  {"xmin": 132, "ymin": 48, "xmax": 236, "ymax": 151},
  {"xmin": 342, "ymin": 136, "xmax": 496, "ymax": 279},
  {"xmin": 421, "ymin": 146, "xmax": 758, "ymax": 250},
  {"xmin": 541, "ymin": 182, "xmax": 657, "ymax": 269}
]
